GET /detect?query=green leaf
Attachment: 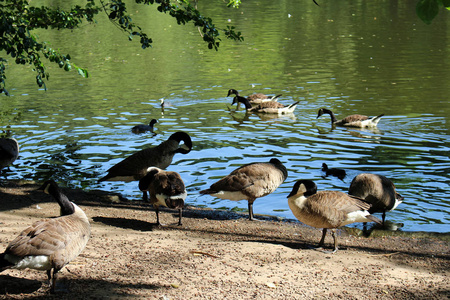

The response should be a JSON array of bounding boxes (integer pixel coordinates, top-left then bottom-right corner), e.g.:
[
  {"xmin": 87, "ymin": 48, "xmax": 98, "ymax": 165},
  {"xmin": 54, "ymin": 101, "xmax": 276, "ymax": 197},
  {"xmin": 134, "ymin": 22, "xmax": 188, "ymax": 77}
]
[
  {"xmin": 416, "ymin": 0, "xmax": 440, "ymax": 24},
  {"xmin": 443, "ymin": 0, "xmax": 450, "ymax": 9}
]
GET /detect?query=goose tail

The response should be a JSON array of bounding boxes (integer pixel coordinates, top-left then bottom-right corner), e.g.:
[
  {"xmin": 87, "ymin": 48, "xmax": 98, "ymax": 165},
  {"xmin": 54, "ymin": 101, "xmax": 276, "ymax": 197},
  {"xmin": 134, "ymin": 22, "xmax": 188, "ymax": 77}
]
[
  {"xmin": 370, "ymin": 113, "xmax": 384, "ymax": 125},
  {"xmin": 0, "ymin": 253, "xmax": 12, "ymax": 272},
  {"xmin": 366, "ymin": 214, "xmax": 383, "ymax": 225},
  {"xmin": 270, "ymin": 94, "xmax": 282, "ymax": 101}
]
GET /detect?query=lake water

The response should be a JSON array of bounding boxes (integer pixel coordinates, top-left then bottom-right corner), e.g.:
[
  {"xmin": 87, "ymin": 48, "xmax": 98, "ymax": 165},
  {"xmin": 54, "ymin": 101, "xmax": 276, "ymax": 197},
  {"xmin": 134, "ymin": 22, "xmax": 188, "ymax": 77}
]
[{"xmin": 1, "ymin": 1, "xmax": 449, "ymax": 232}]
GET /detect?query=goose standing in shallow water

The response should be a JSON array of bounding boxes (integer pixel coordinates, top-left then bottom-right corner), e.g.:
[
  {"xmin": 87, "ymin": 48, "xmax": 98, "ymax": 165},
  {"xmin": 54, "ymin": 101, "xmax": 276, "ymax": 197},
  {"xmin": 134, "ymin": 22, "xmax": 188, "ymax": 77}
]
[
  {"xmin": 348, "ymin": 173, "xmax": 403, "ymax": 225},
  {"xmin": 139, "ymin": 167, "xmax": 186, "ymax": 226},
  {"xmin": 227, "ymin": 89, "xmax": 282, "ymax": 104},
  {"xmin": 200, "ymin": 158, "xmax": 287, "ymax": 220},
  {"xmin": 98, "ymin": 131, "xmax": 192, "ymax": 186},
  {"xmin": 0, "ymin": 137, "xmax": 19, "ymax": 173},
  {"xmin": 131, "ymin": 119, "xmax": 157, "ymax": 134},
  {"xmin": 0, "ymin": 180, "xmax": 90, "ymax": 293},
  {"xmin": 317, "ymin": 108, "xmax": 384, "ymax": 128},
  {"xmin": 287, "ymin": 179, "xmax": 382, "ymax": 253}
]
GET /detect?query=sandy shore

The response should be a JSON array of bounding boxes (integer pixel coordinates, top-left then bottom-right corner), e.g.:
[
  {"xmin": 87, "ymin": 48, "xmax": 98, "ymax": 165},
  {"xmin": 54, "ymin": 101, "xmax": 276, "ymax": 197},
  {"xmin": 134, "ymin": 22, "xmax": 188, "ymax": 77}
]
[{"xmin": 0, "ymin": 181, "xmax": 449, "ymax": 299}]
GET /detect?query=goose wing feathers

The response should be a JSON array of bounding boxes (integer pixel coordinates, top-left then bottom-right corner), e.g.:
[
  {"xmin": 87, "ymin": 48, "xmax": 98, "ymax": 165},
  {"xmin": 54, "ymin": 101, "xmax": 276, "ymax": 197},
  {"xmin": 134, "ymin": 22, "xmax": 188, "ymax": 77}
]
[
  {"xmin": 338, "ymin": 114, "xmax": 368, "ymax": 125},
  {"xmin": 204, "ymin": 162, "xmax": 286, "ymax": 198},
  {"xmin": 305, "ymin": 191, "xmax": 371, "ymax": 227},
  {"xmin": 5, "ymin": 214, "xmax": 90, "ymax": 263},
  {"xmin": 150, "ymin": 171, "xmax": 186, "ymax": 196},
  {"xmin": 101, "ymin": 139, "xmax": 180, "ymax": 180}
]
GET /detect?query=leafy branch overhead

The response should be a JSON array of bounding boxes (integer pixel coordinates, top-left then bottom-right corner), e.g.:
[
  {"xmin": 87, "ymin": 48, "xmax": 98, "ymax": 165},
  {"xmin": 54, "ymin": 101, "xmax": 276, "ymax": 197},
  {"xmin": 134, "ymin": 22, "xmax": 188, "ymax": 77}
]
[{"xmin": 0, "ymin": 0, "xmax": 243, "ymax": 95}]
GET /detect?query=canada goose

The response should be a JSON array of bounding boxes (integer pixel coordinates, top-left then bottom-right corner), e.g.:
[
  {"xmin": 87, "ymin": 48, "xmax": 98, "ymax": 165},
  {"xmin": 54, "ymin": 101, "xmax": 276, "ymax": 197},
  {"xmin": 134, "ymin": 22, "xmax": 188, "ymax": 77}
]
[
  {"xmin": 348, "ymin": 173, "xmax": 403, "ymax": 225},
  {"xmin": 0, "ymin": 180, "xmax": 90, "ymax": 293},
  {"xmin": 0, "ymin": 137, "xmax": 19, "ymax": 172},
  {"xmin": 98, "ymin": 131, "xmax": 192, "ymax": 184},
  {"xmin": 200, "ymin": 158, "xmax": 287, "ymax": 220},
  {"xmin": 317, "ymin": 108, "xmax": 384, "ymax": 127},
  {"xmin": 138, "ymin": 167, "xmax": 186, "ymax": 226},
  {"xmin": 232, "ymin": 95, "xmax": 298, "ymax": 115},
  {"xmin": 131, "ymin": 119, "xmax": 157, "ymax": 134},
  {"xmin": 227, "ymin": 89, "xmax": 281, "ymax": 104},
  {"xmin": 287, "ymin": 179, "xmax": 382, "ymax": 253},
  {"xmin": 322, "ymin": 163, "xmax": 346, "ymax": 180}
]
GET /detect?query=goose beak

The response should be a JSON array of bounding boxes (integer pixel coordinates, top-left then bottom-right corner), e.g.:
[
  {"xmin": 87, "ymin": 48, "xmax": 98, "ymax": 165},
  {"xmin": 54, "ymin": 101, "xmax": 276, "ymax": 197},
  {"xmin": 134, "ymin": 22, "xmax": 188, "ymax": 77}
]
[{"xmin": 179, "ymin": 136, "xmax": 193, "ymax": 154}]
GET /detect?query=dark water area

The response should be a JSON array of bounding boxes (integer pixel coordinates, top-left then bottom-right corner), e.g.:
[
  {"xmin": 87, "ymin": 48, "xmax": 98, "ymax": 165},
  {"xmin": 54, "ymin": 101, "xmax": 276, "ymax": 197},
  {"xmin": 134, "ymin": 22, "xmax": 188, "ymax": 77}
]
[{"xmin": 1, "ymin": 1, "xmax": 449, "ymax": 232}]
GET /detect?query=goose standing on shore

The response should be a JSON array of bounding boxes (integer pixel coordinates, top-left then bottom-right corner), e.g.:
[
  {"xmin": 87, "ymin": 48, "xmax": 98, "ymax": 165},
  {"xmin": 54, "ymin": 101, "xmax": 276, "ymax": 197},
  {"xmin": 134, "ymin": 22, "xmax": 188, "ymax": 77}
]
[
  {"xmin": 200, "ymin": 158, "xmax": 288, "ymax": 220},
  {"xmin": 348, "ymin": 173, "xmax": 403, "ymax": 225},
  {"xmin": 317, "ymin": 108, "xmax": 384, "ymax": 128},
  {"xmin": 131, "ymin": 119, "xmax": 158, "ymax": 134},
  {"xmin": 139, "ymin": 167, "xmax": 186, "ymax": 226},
  {"xmin": 0, "ymin": 137, "xmax": 19, "ymax": 172},
  {"xmin": 0, "ymin": 180, "xmax": 90, "ymax": 293},
  {"xmin": 287, "ymin": 179, "xmax": 382, "ymax": 253}
]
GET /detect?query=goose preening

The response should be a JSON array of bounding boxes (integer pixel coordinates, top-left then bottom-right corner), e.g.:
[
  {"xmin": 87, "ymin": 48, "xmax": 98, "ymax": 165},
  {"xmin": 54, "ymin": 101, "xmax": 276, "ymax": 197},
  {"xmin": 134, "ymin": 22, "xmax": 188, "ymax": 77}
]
[
  {"xmin": 317, "ymin": 108, "xmax": 384, "ymax": 128},
  {"xmin": 0, "ymin": 137, "xmax": 19, "ymax": 172},
  {"xmin": 232, "ymin": 95, "xmax": 298, "ymax": 115},
  {"xmin": 98, "ymin": 131, "xmax": 192, "ymax": 185},
  {"xmin": 0, "ymin": 180, "xmax": 90, "ymax": 293},
  {"xmin": 131, "ymin": 119, "xmax": 157, "ymax": 134},
  {"xmin": 200, "ymin": 158, "xmax": 287, "ymax": 220},
  {"xmin": 322, "ymin": 163, "xmax": 346, "ymax": 180},
  {"xmin": 227, "ymin": 89, "xmax": 282, "ymax": 104},
  {"xmin": 348, "ymin": 173, "xmax": 403, "ymax": 225},
  {"xmin": 287, "ymin": 179, "xmax": 382, "ymax": 253},
  {"xmin": 138, "ymin": 167, "xmax": 186, "ymax": 226}
]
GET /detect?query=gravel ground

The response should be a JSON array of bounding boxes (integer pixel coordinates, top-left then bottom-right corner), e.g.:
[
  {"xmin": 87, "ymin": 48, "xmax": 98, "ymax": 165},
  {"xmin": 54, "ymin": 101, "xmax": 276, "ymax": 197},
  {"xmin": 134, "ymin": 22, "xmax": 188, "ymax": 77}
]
[{"xmin": 0, "ymin": 181, "xmax": 449, "ymax": 299}]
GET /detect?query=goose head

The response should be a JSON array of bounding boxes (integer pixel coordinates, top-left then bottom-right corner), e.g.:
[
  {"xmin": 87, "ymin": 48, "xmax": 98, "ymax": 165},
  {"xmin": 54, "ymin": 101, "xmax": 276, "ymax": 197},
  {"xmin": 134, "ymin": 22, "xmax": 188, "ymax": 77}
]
[
  {"xmin": 287, "ymin": 179, "xmax": 318, "ymax": 199},
  {"xmin": 170, "ymin": 131, "xmax": 192, "ymax": 154},
  {"xmin": 227, "ymin": 89, "xmax": 240, "ymax": 97},
  {"xmin": 317, "ymin": 108, "xmax": 330, "ymax": 119},
  {"xmin": 38, "ymin": 180, "xmax": 75, "ymax": 216}
]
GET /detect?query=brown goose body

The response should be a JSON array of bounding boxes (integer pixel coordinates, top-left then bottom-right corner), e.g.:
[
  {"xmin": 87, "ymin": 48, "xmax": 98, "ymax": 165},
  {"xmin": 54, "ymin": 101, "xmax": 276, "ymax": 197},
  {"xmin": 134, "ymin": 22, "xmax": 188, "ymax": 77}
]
[
  {"xmin": 0, "ymin": 180, "xmax": 90, "ymax": 293},
  {"xmin": 200, "ymin": 158, "xmax": 288, "ymax": 220},
  {"xmin": 348, "ymin": 173, "xmax": 403, "ymax": 224},
  {"xmin": 98, "ymin": 131, "xmax": 192, "ymax": 182},
  {"xmin": 227, "ymin": 89, "xmax": 281, "ymax": 104},
  {"xmin": 287, "ymin": 179, "xmax": 381, "ymax": 253},
  {"xmin": 139, "ymin": 167, "xmax": 186, "ymax": 225},
  {"xmin": 0, "ymin": 137, "xmax": 19, "ymax": 171},
  {"xmin": 317, "ymin": 108, "xmax": 384, "ymax": 128},
  {"xmin": 231, "ymin": 94, "xmax": 298, "ymax": 115}
]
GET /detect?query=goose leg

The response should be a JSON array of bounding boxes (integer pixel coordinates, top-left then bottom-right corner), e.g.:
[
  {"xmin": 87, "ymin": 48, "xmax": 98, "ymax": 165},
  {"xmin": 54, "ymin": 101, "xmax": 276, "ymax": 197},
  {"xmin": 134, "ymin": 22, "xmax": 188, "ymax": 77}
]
[
  {"xmin": 47, "ymin": 269, "xmax": 52, "ymax": 287},
  {"xmin": 318, "ymin": 228, "xmax": 327, "ymax": 247},
  {"xmin": 178, "ymin": 208, "xmax": 183, "ymax": 226},
  {"xmin": 329, "ymin": 229, "xmax": 339, "ymax": 253},
  {"xmin": 49, "ymin": 268, "xmax": 59, "ymax": 294},
  {"xmin": 155, "ymin": 206, "xmax": 161, "ymax": 226},
  {"xmin": 142, "ymin": 191, "xmax": 149, "ymax": 202},
  {"xmin": 248, "ymin": 201, "xmax": 254, "ymax": 221}
]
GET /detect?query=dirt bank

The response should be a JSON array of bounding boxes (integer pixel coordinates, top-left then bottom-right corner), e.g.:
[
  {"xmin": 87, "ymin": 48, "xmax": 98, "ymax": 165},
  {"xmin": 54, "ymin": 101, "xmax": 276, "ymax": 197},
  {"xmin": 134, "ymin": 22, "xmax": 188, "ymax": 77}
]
[{"xmin": 0, "ymin": 181, "xmax": 449, "ymax": 299}]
